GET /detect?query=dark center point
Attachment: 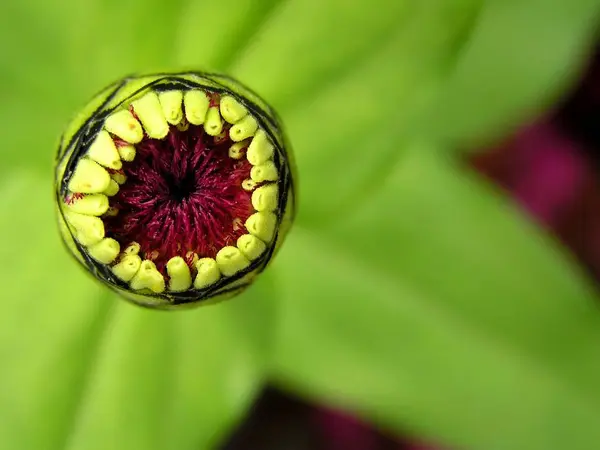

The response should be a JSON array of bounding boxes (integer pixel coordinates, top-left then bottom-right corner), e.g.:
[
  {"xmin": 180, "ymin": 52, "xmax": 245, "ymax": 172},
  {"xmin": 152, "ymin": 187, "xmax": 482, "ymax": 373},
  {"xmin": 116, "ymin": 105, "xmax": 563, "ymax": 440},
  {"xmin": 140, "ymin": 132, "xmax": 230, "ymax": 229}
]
[{"xmin": 164, "ymin": 170, "xmax": 197, "ymax": 202}]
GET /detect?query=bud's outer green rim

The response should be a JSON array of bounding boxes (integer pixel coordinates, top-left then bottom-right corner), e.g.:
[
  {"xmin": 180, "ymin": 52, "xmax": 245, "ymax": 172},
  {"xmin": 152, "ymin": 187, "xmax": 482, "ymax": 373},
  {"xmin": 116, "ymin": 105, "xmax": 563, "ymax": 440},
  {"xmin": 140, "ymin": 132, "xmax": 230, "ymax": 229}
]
[{"xmin": 54, "ymin": 71, "xmax": 296, "ymax": 310}]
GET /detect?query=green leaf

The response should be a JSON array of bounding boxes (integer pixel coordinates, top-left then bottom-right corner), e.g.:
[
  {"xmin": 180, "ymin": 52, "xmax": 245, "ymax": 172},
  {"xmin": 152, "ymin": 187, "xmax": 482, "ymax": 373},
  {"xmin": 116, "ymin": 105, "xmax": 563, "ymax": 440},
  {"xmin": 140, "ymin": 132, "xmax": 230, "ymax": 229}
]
[
  {"xmin": 0, "ymin": 3, "xmax": 75, "ymax": 174},
  {"xmin": 0, "ymin": 172, "xmax": 274, "ymax": 450},
  {"xmin": 270, "ymin": 146, "xmax": 600, "ymax": 450},
  {"xmin": 424, "ymin": 0, "xmax": 600, "ymax": 149},
  {"xmin": 173, "ymin": 0, "xmax": 283, "ymax": 71},
  {"xmin": 231, "ymin": 1, "xmax": 480, "ymax": 224}
]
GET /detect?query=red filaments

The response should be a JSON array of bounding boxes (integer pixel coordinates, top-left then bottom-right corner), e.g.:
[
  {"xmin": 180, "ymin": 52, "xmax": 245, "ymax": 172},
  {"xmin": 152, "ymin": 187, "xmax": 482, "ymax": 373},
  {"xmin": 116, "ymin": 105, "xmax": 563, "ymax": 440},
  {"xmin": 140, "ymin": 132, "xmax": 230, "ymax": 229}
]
[{"xmin": 104, "ymin": 125, "xmax": 253, "ymax": 273}]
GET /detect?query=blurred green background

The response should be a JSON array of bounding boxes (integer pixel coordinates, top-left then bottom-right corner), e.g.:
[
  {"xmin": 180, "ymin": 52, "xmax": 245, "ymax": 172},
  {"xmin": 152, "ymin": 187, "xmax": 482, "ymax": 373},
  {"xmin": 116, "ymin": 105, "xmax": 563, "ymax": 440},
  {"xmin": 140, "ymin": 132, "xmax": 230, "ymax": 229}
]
[{"xmin": 2, "ymin": 1, "xmax": 600, "ymax": 449}]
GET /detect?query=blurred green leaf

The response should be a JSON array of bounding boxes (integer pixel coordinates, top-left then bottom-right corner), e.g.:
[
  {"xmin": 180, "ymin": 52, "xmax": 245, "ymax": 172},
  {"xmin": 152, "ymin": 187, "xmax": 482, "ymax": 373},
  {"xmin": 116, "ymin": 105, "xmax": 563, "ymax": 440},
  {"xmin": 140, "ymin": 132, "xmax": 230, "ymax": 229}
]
[
  {"xmin": 174, "ymin": 0, "xmax": 282, "ymax": 71},
  {"xmin": 0, "ymin": 172, "xmax": 274, "ymax": 450},
  {"xmin": 0, "ymin": 3, "xmax": 75, "ymax": 175},
  {"xmin": 425, "ymin": 0, "xmax": 600, "ymax": 149},
  {"xmin": 232, "ymin": 1, "xmax": 479, "ymax": 224},
  {"xmin": 271, "ymin": 146, "xmax": 600, "ymax": 450}
]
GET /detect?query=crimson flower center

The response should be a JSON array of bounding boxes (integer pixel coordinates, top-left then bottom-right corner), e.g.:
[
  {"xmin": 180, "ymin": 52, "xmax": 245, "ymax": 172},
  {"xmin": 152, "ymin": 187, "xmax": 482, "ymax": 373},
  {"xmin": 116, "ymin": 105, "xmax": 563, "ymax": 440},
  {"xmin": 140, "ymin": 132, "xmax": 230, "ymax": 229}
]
[{"xmin": 104, "ymin": 125, "xmax": 253, "ymax": 274}]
